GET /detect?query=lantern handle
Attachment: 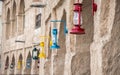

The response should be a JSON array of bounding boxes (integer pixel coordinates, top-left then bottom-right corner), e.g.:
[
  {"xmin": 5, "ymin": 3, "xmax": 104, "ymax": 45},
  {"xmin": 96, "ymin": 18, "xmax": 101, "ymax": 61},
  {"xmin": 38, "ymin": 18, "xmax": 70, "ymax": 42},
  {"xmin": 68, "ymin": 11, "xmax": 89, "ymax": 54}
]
[{"xmin": 40, "ymin": 36, "xmax": 51, "ymax": 42}]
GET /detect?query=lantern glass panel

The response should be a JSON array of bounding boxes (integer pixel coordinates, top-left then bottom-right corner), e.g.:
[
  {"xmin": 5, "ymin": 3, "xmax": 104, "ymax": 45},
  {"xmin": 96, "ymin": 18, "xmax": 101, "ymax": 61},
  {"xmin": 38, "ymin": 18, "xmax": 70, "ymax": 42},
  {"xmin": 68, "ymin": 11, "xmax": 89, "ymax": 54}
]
[
  {"xmin": 73, "ymin": 12, "xmax": 79, "ymax": 25},
  {"xmin": 33, "ymin": 51, "xmax": 38, "ymax": 57}
]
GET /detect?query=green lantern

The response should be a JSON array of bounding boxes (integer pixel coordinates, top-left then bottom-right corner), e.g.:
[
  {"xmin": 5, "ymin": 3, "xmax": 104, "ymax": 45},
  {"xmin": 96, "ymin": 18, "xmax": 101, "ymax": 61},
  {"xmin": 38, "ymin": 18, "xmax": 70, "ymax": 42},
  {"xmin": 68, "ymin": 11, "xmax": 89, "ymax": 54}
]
[{"xmin": 32, "ymin": 47, "xmax": 39, "ymax": 60}]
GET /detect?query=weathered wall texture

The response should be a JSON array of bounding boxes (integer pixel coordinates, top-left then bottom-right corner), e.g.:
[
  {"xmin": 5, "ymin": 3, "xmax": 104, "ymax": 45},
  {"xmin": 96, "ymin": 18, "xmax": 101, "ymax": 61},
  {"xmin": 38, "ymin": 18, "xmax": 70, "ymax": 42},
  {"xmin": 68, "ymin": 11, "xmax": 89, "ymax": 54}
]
[
  {"xmin": 90, "ymin": 0, "xmax": 120, "ymax": 75},
  {"xmin": 102, "ymin": 0, "xmax": 120, "ymax": 75},
  {"xmin": 1, "ymin": 0, "xmax": 120, "ymax": 75},
  {"xmin": 0, "ymin": 1, "xmax": 2, "ymax": 74},
  {"xmin": 71, "ymin": 0, "xmax": 93, "ymax": 75}
]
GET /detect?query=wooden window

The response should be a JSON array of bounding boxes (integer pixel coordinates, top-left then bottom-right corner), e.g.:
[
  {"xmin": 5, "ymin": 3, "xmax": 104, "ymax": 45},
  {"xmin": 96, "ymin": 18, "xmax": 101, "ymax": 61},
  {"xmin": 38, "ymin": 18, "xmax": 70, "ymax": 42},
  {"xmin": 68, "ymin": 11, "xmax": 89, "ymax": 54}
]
[{"xmin": 35, "ymin": 14, "xmax": 41, "ymax": 29}]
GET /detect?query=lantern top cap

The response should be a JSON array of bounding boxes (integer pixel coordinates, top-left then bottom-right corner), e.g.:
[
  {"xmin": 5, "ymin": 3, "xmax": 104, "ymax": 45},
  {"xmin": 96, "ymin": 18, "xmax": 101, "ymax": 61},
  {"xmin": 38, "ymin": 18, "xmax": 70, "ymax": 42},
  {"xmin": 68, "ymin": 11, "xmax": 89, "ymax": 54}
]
[
  {"xmin": 74, "ymin": 3, "xmax": 82, "ymax": 5},
  {"xmin": 33, "ymin": 47, "xmax": 37, "ymax": 50}
]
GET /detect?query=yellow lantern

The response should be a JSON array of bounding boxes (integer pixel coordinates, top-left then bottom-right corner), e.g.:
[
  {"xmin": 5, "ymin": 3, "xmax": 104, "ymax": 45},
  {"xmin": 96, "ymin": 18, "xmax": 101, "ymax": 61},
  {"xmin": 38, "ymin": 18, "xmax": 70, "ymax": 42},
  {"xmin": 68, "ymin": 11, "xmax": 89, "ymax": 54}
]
[
  {"xmin": 17, "ymin": 60, "xmax": 24, "ymax": 69},
  {"xmin": 17, "ymin": 61, "xmax": 21, "ymax": 69},
  {"xmin": 39, "ymin": 36, "xmax": 52, "ymax": 59},
  {"xmin": 39, "ymin": 46, "xmax": 46, "ymax": 59}
]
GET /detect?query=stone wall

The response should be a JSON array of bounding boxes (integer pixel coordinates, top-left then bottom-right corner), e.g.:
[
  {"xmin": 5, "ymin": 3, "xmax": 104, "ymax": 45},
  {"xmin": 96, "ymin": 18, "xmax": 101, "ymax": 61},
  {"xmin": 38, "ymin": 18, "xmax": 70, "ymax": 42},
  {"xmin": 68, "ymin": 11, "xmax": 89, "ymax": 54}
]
[
  {"xmin": 102, "ymin": 0, "xmax": 120, "ymax": 75},
  {"xmin": 1, "ymin": 0, "xmax": 120, "ymax": 75}
]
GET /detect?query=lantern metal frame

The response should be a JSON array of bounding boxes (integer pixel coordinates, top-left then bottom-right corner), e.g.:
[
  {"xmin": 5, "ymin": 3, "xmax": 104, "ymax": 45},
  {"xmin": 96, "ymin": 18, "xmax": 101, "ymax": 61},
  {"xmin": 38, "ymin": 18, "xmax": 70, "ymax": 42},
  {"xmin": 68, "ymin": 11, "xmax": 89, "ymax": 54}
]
[
  {"xmin": 32, "ymin": 47, "xmax": 39, "ymax": 60},
  {"xmin": 70, "ymin": 1, "xmax": 85, "ymax": 34}
]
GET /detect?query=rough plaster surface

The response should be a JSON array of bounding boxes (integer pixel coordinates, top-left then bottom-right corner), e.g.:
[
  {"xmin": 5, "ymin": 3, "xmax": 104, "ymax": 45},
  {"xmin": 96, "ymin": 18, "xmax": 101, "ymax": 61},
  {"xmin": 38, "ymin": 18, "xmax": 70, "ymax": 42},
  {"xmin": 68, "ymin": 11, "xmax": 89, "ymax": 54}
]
[
  {"xmin": 1, "ymin": 0, "xmax": 120, "ymax": 75},
  {"xmin": 102, "ymin": 0, "xmax": 120, "ymax": 75},
  {"xmin": 71, "ymin": 0, "xmax": 93, "ymax": 75}
]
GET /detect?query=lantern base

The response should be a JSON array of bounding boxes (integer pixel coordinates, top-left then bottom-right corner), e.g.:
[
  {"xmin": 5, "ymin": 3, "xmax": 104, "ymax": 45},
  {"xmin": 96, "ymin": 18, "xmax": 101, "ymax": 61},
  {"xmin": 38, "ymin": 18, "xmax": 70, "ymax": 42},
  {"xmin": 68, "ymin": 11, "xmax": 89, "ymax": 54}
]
[
  {"xmin": 50, "ymin": 44, "xmax": 60, "ymax": 49},
  {"xmin": 70, "ymin": 25, "xmax": 85, "ymax": 34},
  {"xmin": 32, "ymin": 57, "xmax": 38, "ymax": 60}
]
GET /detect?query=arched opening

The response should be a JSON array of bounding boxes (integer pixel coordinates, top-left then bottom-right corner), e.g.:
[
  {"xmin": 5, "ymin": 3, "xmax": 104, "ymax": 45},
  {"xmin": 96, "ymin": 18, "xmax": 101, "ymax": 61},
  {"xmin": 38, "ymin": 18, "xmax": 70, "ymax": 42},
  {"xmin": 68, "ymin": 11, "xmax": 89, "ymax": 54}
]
[
  {"xmin": 4, "ymin": 56, "xmax": 9, "ymax": 74},
  {"xmin": 18, "ymin": 0, "xmax": 25, "ymax": 35},
  {"xmin": 12, "ymin": 1, "xmax": 17, "ymax": 37},
  {"xmin": 53, "ymin": 9, "xmax": 66, "ymax": 75},
  {"xmin": 10, "ymin": 55, "xmax": 15, "ymax": 75},
  {"xmin": 24, "ymin": 51, "xmax": 32, "ymax": 74},
  {"xmin": 6, "ymin": 8, "xmax": 10, "ymax": 39},
  {"xmin": 71, "ymin": 0, "xmax": 93, "ymax": 75},
  {"xmin": 17, "ymin": 54, "xmax": 23, "ymax": 74}
]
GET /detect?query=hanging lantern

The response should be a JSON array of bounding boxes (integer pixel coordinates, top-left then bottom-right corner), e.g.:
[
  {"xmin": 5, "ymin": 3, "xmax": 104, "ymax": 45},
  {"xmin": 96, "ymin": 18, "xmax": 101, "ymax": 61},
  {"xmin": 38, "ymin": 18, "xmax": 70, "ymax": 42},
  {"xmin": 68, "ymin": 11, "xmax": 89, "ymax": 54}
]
[
  {"xmin": 70, "ymin": 1, "xmax": 85, "ymax": 34},
  {"xmin": 32, "ymin": 47, "xmax": 39, "ymax": 60},
  {"xmin": 17, "ymin": 61, "xmax": 22, "ymax": 69},
  {"xmin": 50, "ymin": 28, "xmax": 60, "ymax": 49},
  {"xmin": 10, "ymin": 63, "xmax": 14, "ymax": 69},
  {"xmin": 50, "ymin": 20, "xmax": 68, "ymax": 49},
  {"xmin": 93, "ymin": 0, "xmax": 97, "ymax": 15},
  {"xmin": 39, "ymin": 42, "xmax": 46, "ymax": 59},
  {"xmin": 38, "ymin": 36, "xmax": 52, "ymax": 58},
  {"xmin": 26, "ymin": 58, "xmax": 31, "ymax": 69}
]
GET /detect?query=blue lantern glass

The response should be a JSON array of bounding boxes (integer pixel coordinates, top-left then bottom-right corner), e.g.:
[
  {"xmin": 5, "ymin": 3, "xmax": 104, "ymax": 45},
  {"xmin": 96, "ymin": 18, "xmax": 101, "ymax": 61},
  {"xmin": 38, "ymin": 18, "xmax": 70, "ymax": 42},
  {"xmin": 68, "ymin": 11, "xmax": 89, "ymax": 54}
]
[
  {"xmin": 50, "ymin": 28, "xmax": 60, "ymax": 49},
  {"xmin": 26, "ymin": 58, "xmax": 31, "ymax": 69}
]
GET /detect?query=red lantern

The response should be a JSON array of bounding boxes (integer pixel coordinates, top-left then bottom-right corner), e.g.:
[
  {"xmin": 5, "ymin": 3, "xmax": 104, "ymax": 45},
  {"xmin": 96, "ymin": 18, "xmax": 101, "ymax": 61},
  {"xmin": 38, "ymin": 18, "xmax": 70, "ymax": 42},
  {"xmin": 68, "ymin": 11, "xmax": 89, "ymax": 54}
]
[
  {"xmin": 93, "ymin": 0, "xmax": 97, "ymax": 15},
  {"xmin": 70, "ymin": 1, "xmax": 85, "ymax": 34}
]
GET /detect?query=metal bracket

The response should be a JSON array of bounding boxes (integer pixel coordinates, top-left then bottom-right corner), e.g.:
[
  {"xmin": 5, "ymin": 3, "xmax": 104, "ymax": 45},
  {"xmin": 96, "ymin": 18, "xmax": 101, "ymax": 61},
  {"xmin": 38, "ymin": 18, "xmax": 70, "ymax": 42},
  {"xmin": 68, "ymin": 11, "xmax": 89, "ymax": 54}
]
[{"xmin": 50, "ymin": 20, "xmax": 68, "ymax": 35}]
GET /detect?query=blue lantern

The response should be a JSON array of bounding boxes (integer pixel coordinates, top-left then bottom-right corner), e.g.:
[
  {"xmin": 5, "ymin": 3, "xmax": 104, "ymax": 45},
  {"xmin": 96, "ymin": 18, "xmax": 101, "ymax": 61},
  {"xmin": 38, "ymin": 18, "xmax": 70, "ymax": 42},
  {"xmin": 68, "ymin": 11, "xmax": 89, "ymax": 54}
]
[
  {"xmin": 50, "ymin": 28, "xmax": 60, "ymax": 49},
  {"xmin": 50, "ymin": 20, "xmax": 68, "ymax": 49},
  {"xmin": 26, "ymin": 58, "xmax": 31, "ymax": 69},
  {"xmin": 32, "ymin": 47, "xmax": 39, "ymax": 60}
]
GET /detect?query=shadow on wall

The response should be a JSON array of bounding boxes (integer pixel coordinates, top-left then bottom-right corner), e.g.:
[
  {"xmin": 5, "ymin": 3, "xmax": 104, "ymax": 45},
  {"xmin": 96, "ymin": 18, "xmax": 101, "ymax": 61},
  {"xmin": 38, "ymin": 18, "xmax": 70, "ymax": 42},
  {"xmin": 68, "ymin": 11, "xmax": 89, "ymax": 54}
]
[
  {"xmin": 71, "ymin": 0, "xmax": 93, "ymax": 75},
  {"xmin": 102, "ymin": 0, "xmax": 120, "ymax": 75},
  {"xmin": 53, "ymin": 9, "xmax": 66, "ymax": 75}
]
